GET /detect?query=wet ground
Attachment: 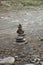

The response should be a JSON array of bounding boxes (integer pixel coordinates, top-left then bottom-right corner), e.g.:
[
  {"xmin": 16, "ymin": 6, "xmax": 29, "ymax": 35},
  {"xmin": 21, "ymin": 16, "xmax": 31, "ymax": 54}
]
[{"xmin": 0, "ymin": 6, "xmax": 43, "ymax": 65}]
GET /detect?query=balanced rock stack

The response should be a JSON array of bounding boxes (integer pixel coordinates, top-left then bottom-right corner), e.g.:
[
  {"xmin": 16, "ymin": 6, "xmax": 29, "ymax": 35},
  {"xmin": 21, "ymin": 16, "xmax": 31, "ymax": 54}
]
[{"xmin": 16, "ymin": 24, "xmax": 26, "ymax": 42}]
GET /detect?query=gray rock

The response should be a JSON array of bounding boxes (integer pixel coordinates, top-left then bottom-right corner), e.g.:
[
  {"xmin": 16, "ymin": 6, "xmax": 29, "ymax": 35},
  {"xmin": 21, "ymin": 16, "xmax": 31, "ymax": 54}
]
[
  {"xmin": 0, "ymin": 57, "xmax": 15, "ymax": 64},
  {"xmin": 24, "ymin": 64, "xmax": 34, "ymax": 65}
]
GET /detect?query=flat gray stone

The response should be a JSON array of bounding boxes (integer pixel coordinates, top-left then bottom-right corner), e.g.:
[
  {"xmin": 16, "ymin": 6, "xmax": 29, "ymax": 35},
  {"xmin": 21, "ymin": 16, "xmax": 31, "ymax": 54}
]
[
  {"xmin": 24, "ymin": 64, "xmax": 34, "ymax": 65},
  {"xmin": 16, "ymin": 40, "xmax": 28, "ymax": 45},
  {"xmin": 0, "ymin": 57, "xmax": 15, "ymax": 64}
]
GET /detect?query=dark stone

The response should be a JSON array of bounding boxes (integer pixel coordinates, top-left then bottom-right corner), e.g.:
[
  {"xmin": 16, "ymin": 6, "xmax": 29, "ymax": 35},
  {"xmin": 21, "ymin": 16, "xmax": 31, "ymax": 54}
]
[
  {"xmin": 16, "ymin": 24, "xmax": 27, "ymax": 44},
  {"xmin": 40, "ymin": 39, "xmax": 43, "ymax": 41},
  {"xmin": 17, "ymin": 24, "xmax": 24, "ymax": 35}
]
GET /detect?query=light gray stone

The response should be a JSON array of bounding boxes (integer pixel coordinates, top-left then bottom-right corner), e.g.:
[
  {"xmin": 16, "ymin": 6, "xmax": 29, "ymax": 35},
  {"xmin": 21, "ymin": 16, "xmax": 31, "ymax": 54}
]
[{"xmin": 0, "ymin": 57, "xmax": 15, "ymax": 64}]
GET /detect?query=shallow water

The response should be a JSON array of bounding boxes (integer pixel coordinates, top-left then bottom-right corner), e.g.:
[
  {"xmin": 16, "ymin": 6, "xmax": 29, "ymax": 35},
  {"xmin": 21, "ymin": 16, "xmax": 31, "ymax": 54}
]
[
  {"xmin": 0, "ymin": 7, "xmax": 43, "ymax": 59},
  {"xmin": 0, "ymin": 7, "xmax": 43, "ymax": 51},
  {"xmin": 0, "ymin": 8, "xmax": 43, "ymax": 36}
]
